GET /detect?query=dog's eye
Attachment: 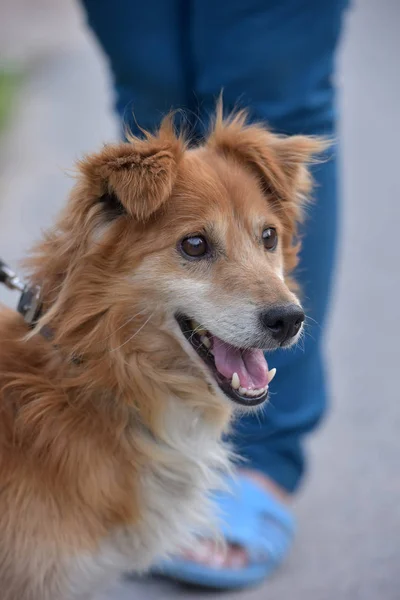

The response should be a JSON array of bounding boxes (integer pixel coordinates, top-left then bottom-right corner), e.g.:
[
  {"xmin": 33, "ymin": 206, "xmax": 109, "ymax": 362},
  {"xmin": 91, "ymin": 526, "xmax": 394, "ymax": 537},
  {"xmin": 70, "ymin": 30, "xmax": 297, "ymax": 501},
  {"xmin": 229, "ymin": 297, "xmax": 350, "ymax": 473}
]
[
  {"xmin": 262, "ymin": 228, "xmax": 278, "ymax": 251},
  {"xmin": 180, "ymin": 235, "xmax": 209, "ymax": 259}
]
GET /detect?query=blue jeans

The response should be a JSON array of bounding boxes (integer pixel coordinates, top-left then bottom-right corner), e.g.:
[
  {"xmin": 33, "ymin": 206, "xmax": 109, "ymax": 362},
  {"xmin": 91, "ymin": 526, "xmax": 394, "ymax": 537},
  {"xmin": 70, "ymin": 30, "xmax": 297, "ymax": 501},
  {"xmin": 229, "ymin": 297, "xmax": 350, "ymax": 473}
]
[{"xmin": 82, "ymin": 0, "xmax": 348, "ymax": 493}]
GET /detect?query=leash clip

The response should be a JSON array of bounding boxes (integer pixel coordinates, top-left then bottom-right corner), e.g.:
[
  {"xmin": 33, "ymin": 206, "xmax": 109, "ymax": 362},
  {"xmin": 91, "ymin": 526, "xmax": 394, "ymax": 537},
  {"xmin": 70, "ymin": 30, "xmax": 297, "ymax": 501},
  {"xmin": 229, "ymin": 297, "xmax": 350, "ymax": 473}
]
[
  {"xmin": 1, "ymin": 259, "xmax": 43, "ymax": 327},
  {"xmin": 17, "ymin": 285, "xmax": 43, "ymax": 327}
]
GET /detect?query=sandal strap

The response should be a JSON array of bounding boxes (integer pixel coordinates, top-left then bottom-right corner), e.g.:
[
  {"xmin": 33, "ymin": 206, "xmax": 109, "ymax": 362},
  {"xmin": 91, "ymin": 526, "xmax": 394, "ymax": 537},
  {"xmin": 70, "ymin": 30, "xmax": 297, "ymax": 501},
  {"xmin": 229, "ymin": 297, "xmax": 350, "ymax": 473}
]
[{"xmin": 211, "ymin": 475, "xmax": 295, "ymax": 566}]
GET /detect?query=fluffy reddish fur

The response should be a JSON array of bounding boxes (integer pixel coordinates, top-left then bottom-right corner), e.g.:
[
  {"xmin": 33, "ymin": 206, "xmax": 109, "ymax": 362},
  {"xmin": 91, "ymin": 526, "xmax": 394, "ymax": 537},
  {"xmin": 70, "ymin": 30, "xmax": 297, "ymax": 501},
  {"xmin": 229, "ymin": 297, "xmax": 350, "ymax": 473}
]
[{"xmin": 0, "ymin": 109, "xmax": 325, "ymax": 599}]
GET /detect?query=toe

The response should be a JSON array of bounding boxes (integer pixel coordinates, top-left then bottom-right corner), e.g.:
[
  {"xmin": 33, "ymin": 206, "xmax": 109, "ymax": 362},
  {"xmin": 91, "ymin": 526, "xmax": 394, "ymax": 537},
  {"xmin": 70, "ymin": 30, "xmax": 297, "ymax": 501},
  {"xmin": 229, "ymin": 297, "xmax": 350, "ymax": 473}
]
[{"xmin": 184, "ymin": 540, "xmax": 249, "ymax": 569}]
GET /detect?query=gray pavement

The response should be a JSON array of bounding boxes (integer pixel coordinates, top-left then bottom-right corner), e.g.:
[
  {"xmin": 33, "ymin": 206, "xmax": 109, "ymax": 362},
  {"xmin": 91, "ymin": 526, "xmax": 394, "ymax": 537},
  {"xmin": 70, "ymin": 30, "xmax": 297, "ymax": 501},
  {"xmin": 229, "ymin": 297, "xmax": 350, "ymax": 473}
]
[{"xmin": 1, "ymin": 1, "xmax": 400, "ymax": 599}]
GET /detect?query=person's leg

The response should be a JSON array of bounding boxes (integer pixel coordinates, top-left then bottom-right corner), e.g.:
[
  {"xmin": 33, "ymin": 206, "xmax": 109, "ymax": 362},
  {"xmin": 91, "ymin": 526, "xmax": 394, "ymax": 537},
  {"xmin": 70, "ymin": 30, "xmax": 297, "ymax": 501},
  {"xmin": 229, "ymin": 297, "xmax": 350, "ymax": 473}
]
[
  {"xmin": 80, "ymin": 0, "xmax": 192, "ymax": 134},
  {"xmin": 191, "ymin": 0, "xmax": 348, "ymax": 495}
]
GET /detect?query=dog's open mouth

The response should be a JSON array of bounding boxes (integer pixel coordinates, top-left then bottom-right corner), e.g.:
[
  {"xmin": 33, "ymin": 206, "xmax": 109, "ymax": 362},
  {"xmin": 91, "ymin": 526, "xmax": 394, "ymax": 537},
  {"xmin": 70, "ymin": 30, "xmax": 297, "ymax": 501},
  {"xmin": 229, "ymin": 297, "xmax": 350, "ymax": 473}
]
[{"xmin": 176, "ymin": 316, "xmax": 275, "ymax": 407}]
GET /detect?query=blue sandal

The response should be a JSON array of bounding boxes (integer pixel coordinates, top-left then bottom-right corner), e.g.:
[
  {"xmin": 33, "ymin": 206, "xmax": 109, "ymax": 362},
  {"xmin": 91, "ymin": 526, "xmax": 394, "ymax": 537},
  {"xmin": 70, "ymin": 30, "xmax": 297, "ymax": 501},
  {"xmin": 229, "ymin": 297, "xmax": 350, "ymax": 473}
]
[{"xmin": 153, "ymin": 474, "xmax": 295, "ymax": 589}]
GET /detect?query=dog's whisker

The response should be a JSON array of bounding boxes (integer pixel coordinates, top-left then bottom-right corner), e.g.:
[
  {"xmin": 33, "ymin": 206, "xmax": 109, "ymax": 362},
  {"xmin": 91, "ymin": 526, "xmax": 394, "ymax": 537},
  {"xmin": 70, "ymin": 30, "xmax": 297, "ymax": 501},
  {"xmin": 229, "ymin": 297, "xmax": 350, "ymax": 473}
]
[
  {"xmin": 104, "ymin": 309, "xmax": 148, "ymax": 343},
  {"xmin": 110, "ymin": 312, "xmax": 154, "ymax": 352},
  {"xmin": 297, "ymin": 336, "xmax": 306, "ymax": 353},
  {"xmin": 303, "ymin": 329, "xmax": 316, "ymax": 343},
  {"xmin": 304, "ymin": 315, "xmax": 322, "ymax": 330}
]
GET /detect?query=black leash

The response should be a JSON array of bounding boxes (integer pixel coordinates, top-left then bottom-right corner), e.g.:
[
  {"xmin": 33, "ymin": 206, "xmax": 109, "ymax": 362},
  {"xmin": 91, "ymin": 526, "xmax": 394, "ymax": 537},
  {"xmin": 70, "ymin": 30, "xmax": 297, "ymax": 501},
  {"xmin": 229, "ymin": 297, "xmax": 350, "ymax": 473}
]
[{"xmin": 0, "ymin": 258, "xmax": 43, "ymax": 328}]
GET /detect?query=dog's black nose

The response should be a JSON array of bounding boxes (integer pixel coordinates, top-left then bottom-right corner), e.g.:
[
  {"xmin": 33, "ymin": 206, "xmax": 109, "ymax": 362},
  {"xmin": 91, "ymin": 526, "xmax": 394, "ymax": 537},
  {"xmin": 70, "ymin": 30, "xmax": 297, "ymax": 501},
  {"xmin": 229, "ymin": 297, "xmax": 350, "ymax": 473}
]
[{"xmin": 260, "ymin": 304, "xmax": 305, "ymax": 344}]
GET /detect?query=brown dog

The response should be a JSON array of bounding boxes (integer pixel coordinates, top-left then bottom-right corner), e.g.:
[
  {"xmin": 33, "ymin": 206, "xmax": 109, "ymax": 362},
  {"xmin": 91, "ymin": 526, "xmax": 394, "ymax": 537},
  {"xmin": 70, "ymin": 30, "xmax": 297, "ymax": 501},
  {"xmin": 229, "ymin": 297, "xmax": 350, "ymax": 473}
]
[{"xmin": 0, "ymin": 108, "xmax": 325, "ymax": 599}]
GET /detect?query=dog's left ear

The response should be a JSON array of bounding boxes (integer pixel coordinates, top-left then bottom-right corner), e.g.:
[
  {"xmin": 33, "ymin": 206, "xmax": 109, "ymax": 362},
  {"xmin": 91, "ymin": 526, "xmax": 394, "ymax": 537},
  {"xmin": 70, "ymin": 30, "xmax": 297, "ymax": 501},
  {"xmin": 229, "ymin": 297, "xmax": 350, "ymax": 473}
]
[
  {"xmin": 267, "ymin": 134, "xmax": 329, "ymax": 200},
  {"xmin": 208, "ymin": 109, "xmax": 329, "ymax": 215},
  {"xmin": 79, "ymin": 116, "xmax": 184, "ymax": 221}
]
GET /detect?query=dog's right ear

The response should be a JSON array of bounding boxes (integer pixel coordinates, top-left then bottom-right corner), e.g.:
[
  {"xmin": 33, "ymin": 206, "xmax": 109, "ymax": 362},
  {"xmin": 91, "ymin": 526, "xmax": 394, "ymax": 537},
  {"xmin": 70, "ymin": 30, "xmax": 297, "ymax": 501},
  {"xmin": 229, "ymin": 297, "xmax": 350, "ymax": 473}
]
[{"xmin": 78, "ymin": 116, "xmax": 184, "ymax": 221}]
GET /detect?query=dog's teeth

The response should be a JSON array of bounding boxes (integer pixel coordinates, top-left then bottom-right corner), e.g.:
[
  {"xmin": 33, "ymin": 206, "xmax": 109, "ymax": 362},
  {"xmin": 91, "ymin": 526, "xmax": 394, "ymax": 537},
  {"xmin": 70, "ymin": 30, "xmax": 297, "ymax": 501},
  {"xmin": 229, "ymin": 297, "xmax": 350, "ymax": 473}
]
[
  {"xmin": 231, "ymin": 372, "xmax": 240, "ymax": 390},
  {"xmin": 238, "ymin": 385, "xmax": 270, "ymax": 397},
  {"xmin": 191, "ymin": 319, "xmax": 204, "ymax": 334},
  {"xmin": 190, "ymin": 318, "xmax": 207, "ymax": 336},
  {"xmin": 201, "ymin": 335, "xmax": 211, "ymax": 349},
  {"xmin": 238, "ymin": 386, "xmax": 255, "ymax": 397},
  {"xmin": 237, "ymin": 384, "xmax": 269, "ymax": 398},
  {"xmin": 268, "ymin": 368, "xmax": 277, "ymax": 383}
]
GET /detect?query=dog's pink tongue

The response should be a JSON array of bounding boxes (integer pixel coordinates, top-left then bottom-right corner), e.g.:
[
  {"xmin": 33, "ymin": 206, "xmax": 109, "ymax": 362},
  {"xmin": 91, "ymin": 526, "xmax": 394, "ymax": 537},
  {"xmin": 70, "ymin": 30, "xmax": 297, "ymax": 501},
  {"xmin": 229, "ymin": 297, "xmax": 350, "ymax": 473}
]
[{"xmin": 212, "ymin": 337, "xmax": 269, "ymax": 389}]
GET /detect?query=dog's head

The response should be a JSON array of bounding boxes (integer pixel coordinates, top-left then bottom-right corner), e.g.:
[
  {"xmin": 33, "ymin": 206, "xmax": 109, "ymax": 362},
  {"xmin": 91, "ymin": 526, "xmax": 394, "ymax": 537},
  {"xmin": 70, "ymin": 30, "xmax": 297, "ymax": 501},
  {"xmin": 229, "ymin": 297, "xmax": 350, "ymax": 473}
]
[{"xmin": 31, "ymin": 109, "xmax": 326, "ymax": 410}]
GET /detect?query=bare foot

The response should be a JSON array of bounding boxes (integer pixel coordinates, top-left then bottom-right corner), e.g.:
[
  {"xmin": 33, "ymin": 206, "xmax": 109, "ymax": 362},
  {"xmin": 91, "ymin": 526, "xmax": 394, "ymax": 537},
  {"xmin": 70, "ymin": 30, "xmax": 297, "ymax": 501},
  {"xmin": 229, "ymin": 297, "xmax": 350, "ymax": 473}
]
[{"xmin": 183, "ymin": 470, "xmax": 290, "ymax": 569}]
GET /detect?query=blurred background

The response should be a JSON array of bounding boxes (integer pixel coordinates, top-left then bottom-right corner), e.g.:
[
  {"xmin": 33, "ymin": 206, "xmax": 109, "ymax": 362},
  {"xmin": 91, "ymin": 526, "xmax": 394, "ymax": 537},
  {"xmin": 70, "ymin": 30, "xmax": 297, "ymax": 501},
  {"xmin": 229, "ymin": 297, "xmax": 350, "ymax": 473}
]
[{"xmin": 0, "ymin": 1, "xmax": 399, "ymax": 599}]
